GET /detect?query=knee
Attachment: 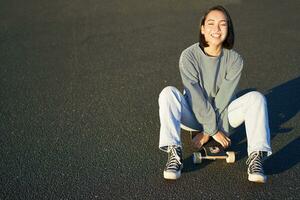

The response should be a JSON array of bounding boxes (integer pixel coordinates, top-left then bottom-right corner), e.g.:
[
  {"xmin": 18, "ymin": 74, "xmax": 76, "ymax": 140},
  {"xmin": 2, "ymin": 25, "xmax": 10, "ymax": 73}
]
[
  {"xmin": 158, "ymin": 86, "xmax": 181, "ymax": 105},
  {"xmin": 248, "ymin": 91, "xmax": 267, "ymax": 105}
]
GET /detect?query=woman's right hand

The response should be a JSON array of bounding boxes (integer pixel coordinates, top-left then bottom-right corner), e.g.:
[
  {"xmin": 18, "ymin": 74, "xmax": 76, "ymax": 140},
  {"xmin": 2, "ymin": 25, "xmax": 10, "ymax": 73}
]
[
  {"xmin": 192, "ymin": 132, "xmax": 210, "ymax": 149},
  {"xmin": 212, "ymin": 131, "xmax": 231, "ymax": 149}
]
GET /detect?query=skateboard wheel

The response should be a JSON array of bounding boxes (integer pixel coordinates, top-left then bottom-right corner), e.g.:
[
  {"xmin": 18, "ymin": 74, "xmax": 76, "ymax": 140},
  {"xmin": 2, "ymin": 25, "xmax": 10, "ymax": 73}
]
[
  {"xmin": 193, "ymin": 152, "xmax": 202, "ymax": 164},
  {"xmin": 226, "ymin": 151, "xmax": 235, "ymax": 163}
]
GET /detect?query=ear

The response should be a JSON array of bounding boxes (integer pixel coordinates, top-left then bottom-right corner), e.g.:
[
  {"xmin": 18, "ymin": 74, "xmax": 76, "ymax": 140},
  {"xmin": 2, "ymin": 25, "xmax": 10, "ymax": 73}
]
[{"xmin": 200, "ymin": 25, "xmax": 205, "ymax": 34}]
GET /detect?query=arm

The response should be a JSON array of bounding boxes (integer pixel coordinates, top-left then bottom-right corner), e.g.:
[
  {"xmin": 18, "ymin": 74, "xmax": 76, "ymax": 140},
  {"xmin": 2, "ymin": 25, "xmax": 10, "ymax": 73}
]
[
  {"xmin": 179, "ymin": 53, "xmax": 218, "ymax": 136},
  {"xmin": 214, "ymin": 54, "xmax": 243, "ymax": 116}
]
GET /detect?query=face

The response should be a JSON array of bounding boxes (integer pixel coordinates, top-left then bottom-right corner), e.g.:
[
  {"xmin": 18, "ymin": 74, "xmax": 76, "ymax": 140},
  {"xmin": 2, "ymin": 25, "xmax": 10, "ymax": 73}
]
[{"xmin": 201, "ymin": 10, "xmax": 228, "ymax": 47}]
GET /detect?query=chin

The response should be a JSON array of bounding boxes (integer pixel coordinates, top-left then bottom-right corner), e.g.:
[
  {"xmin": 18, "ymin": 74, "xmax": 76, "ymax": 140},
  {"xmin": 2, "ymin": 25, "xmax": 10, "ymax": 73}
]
[{"xmin": 209, "ymin": 41, "xmax": 223, "ymax": 47}]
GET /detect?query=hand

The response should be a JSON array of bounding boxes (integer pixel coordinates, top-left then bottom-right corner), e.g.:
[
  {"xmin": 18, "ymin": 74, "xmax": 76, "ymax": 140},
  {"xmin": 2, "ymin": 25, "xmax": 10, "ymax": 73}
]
[
  {"xmin": 192, "ymin": 132, "xmax": 210, "ymax": 149},
  {"xmin": 212, "ymin": 131, "xmax": 231, "ymax": 149}
]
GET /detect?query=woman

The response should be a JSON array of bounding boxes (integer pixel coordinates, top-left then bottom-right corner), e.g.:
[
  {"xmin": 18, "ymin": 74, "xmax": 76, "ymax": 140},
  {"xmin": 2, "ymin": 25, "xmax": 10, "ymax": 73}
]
[{"xmin": 158, "ymin": 5, "xmax": 272, "ymax": 183}]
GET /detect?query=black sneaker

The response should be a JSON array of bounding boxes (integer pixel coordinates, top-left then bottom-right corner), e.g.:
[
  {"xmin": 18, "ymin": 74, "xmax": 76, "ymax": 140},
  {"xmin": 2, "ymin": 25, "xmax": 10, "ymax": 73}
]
[
  {"xmin": 163, "ymin": 146, "xmax": 183, "ymax": 180},
  {"xmin": 246, "ymin": 151, "xmax": 268, "ymax": 183}
]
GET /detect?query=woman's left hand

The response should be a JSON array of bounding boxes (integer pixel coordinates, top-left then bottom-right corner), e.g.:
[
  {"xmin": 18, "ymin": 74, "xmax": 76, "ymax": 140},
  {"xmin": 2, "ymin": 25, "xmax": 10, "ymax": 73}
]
[{"xmin": 212, "ymin": 131, "xmax": 231, "ymax": 149}]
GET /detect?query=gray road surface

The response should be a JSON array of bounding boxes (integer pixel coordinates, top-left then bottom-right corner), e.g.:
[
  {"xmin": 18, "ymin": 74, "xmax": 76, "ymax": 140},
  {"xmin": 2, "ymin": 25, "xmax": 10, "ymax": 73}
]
[{"xmin": 0, "ymin": 0, "xmax": 299, "ymax": 199}]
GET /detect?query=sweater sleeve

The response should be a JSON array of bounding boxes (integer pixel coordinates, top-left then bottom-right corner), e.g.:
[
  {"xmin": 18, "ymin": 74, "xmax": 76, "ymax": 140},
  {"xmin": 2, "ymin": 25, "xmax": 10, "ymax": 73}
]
[
  {"xmin": 214, "ymin": 54, "xmax": 243, "ymax": 116},
  {"xmin": 179, "ymin": 53, "xmax": 218, "ymax": 136}
]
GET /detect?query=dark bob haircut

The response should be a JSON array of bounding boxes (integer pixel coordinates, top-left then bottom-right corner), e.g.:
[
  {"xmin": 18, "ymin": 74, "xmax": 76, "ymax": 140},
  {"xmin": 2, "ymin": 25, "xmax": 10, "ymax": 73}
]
[{"xmin": 199, "ymin": 5, "xmax": 234, "ymax": 50}]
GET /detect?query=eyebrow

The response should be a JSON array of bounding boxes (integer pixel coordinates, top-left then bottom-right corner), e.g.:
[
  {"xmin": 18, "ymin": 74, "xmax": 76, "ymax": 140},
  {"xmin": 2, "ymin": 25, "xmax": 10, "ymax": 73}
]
[{"xmin": 207, "ymin": 19, "xmax": 227, "ymax": 22}]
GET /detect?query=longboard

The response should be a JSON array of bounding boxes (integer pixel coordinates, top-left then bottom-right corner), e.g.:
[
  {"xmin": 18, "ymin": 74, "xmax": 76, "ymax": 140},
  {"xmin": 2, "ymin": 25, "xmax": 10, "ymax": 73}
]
[{"xmin": 193, "ymin": 139, "xmax": 235, "ymax": 164}]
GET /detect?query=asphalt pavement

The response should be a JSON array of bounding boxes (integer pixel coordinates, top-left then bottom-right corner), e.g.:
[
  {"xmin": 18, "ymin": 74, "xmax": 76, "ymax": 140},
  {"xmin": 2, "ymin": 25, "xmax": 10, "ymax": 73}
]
[{"xmin": 0, "ymin": 0, "xmax": 299, "ymax": 199}]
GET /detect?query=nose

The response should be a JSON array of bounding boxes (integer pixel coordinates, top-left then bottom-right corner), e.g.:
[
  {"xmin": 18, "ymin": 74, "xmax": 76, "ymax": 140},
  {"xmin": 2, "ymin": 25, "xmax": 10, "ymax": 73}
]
[{"xmin": 213, "ymin": 24, "xmax": 221, "ymax": 32}]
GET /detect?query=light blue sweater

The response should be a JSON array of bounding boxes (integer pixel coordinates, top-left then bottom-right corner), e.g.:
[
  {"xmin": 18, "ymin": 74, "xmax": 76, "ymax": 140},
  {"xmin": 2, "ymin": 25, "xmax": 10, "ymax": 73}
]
[{"xmin": 179, "ymin": 43, "xmax": 243, "ymax": 136}]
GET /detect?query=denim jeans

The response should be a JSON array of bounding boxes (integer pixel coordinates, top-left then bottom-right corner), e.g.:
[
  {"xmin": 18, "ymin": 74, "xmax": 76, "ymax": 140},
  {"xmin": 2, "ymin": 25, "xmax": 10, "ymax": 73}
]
[{"xmin": 158, "ymin": 86, "xmax": 272, "ymax": 156}]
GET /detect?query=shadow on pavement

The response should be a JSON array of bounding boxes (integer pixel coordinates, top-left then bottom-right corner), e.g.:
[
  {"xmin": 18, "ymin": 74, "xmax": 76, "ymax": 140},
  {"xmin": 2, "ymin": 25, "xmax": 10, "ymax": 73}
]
[
  {"xmin": 266, "ymin": 77, "xmax": 300, "ymax": 135},
  {"xmin": 264, "ymin": 137, "xmax": 300, "ymax": 175},
  {"xmin": 264, "ymin": 76, "xmax": 300, "ymax": 175},
  {"xmin": 183, "ymin": 76, "xmax": 300, "ymax": 174}
]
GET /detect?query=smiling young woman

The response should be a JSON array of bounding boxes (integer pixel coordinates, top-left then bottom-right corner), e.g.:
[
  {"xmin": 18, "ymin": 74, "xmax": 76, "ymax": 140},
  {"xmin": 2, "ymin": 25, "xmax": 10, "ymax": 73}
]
[
  {"xmin": 158, "ymin": 5, "xmax": 272, "ymax": 183},
  {"xmin": 200, "ymin": 10, "xmax": 229, "ymax": 56},
  {"xmin": 199, "ymin": 6, "xmax": 234, "ymax": 55}
]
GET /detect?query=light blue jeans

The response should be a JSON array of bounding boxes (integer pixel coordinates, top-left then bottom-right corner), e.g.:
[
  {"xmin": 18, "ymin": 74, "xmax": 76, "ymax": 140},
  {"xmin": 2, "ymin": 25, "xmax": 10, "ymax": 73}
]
[{"xmin": 158, "ymin": 86, "xmax": 272, "ymax": 156}]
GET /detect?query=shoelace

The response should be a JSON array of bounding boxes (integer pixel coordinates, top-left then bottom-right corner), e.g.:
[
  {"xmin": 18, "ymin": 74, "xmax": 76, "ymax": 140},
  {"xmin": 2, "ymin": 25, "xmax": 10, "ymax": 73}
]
[
  {"xmin": 165, "ymin": 147, "xmax": 182, "ymax": 170},
  {"xmin": 246, "ymin": 152, "xmax": 264, "ymax": 173}
]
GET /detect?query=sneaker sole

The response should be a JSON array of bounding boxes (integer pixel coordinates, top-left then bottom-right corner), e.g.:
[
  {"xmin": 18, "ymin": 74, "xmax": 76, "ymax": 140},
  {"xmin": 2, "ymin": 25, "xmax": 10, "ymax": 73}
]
[
  {"xmin": 248, "ymin": 174, "xmax": 267, "ymax": 183},
  {"xmin": 163, "ymin": 171, "xmax": 181, "ymax": 180}
]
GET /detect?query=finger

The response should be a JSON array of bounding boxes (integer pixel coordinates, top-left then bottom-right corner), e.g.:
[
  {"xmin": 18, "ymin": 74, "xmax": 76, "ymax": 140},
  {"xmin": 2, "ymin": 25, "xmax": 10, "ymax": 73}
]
[
  {"xmin": 223, "ymin": 142, "xmax": 228, "ymax": 149},
  {"xmin": 197, "ymin": 143, "xmax": 203, "ymax": 149},
  {"xmin": 218, "ymin": 140, "xmax": 225, "ymax": 148},
  {"xmin": 198, "ymin": 140, "xmax": 204, "ymax": 149},
  {"xmin": 223, "ymin": 140, "xmax": 229, "ymax": 149},
  {"xmin": 193, "ymin": 142, "xmax": 202, "ymax": 149},
  {"xmin": 226, "ymin": 138, "xmax": 231, "ymax": 146}
]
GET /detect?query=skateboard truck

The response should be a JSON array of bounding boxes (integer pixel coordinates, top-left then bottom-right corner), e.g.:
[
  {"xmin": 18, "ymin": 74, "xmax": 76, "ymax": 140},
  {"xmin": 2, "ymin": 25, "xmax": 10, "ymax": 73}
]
[{"xmin": 193, "ymin": 143, "xmax": 235, "ymax": 164}]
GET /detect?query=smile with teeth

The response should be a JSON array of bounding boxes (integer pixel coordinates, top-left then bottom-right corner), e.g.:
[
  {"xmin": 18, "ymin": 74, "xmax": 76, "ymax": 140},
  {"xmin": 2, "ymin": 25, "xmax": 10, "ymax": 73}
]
[{"xmin": 211, "ymin": 33, "xmax": 221, "ymax": 38}]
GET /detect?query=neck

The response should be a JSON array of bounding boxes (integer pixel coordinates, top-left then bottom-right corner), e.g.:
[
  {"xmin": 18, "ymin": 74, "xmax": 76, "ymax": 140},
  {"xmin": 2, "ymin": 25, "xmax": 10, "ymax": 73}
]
[{"xmin": 204, "ymin": 45, "xmax": 222, "ymax": 57}]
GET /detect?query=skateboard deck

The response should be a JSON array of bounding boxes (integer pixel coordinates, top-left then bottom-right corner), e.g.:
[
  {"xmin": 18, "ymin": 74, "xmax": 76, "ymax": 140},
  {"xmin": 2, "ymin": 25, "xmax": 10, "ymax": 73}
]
[{"xmin": 193, "ymin": 139, "xmax": 235, "ymax": 164}]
